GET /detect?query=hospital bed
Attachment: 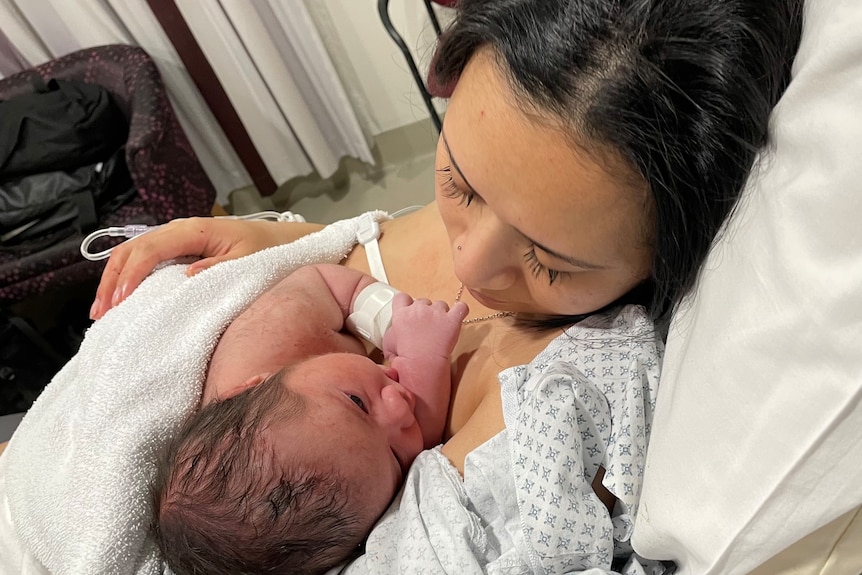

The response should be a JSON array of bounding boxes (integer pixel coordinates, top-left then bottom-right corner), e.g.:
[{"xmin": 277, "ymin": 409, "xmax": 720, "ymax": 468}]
[{"xmin": 1, "ymin": 0, "xmax": 860, "ymax": 572}]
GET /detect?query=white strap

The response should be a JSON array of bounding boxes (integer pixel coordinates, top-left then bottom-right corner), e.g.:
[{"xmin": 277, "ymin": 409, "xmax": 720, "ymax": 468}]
[{"xmin": 356, "ymin": 212, "xmax": 388, "ymax": 283}]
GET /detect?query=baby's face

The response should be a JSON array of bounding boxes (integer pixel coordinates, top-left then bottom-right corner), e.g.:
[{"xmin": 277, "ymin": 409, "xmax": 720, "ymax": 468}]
[{"xmin": 270, "ymin": 353, "xmax": 425, "ymax": 518}]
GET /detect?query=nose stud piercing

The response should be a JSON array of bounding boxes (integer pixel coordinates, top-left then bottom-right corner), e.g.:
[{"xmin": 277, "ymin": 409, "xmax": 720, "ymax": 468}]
[{"xmin": 457, "ymin": 245, "xmax": 462, "ymax": 251}]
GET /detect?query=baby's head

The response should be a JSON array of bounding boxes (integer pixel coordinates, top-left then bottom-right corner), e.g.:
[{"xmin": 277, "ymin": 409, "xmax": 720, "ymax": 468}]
[{"xmin": 153, "ymin": 354, "xmax": 424, "ymax": 575}]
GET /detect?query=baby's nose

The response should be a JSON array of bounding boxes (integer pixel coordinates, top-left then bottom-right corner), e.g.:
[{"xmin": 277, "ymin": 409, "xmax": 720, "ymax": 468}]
[
  {"xmin": 379, "ymin": 384, "xmax": 416, "ymax": 428},
  {"xmin": 393, "ymin": 383, "xmax": 416, "ymax": 412}
]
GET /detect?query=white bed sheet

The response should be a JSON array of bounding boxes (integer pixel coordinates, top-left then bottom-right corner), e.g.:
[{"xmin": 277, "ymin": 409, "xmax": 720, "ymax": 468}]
[{"xmin": 632, "ymin": 0, "xmax": 862, "ymax": 572}]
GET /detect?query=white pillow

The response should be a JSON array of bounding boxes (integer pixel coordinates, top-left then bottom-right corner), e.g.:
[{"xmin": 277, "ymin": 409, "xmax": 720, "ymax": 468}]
[{"xmin": 631, "ymin": 0, "xmax": 862, "ymax": 573}]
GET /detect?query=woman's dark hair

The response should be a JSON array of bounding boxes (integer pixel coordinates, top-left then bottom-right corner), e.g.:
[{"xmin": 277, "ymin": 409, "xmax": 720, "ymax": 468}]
[{"xmin": 430, "ymin": 0, "xmax": 803, "ymax": 329}]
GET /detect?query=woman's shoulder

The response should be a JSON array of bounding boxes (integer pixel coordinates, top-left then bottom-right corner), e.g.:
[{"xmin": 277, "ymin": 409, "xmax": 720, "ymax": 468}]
[
  {"xmin": 568, "ymin": 304, "xmax": 655, "ymax": 335},
  {"xmin": 543, "ymin": 305, "xmax": 659, "ymax": 360},
  {"xmin": 499, "ymin": 305, "xmax": 662, "ymax": 400}
]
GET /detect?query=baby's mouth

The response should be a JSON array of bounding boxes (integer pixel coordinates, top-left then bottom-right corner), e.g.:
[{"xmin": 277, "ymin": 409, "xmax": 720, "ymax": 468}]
[{"xmin": 381, "ymin": 366, "xmax": 399, "ymax": 382}]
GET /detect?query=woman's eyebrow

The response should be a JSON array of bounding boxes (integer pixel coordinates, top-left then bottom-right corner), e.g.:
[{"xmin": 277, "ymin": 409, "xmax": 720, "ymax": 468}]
[{"xmin": 441, "ymin": 128, "xmax": 607, "ymax": 271}]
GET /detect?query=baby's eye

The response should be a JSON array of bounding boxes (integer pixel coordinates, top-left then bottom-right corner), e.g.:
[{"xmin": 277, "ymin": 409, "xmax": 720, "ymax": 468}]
[{"xmin": 348, "ymin": 394, "xmax": 367, "ymax": 413}]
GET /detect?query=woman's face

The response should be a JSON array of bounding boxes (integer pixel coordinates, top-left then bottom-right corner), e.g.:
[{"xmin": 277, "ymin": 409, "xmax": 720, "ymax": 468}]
[{"xmin": 436, "ymin": 49, "xmax": 653, "ymax": 317}]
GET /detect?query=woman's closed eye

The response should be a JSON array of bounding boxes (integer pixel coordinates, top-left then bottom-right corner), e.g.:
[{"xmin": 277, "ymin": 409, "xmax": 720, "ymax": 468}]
[
  {"xmin": 437, "ymin": 165, "xmax": 475, "ymax": 206},
  {"xmin": 524, "ymin": 246, "xmax": 573, "ymax": 286},
  {"xmin": 438, "ymin": 162, "xmax": 572, "ymax": 286},
  {"xmin": 348, "ymin": 394, "xmax": 368, "ymax": 413}
]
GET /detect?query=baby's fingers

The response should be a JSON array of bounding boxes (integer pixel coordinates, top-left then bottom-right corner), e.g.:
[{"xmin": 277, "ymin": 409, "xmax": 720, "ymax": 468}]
[
  {"xmin": 449, "ymin": 301, "xmax": 470, "ymax": 323},
  {"xmin": 391, "ymin": 292, "xmax": 415, "ymax": 310},
  {"xmin": 429, "ymin": 299, "xmax": 451, "ymax": 313}
]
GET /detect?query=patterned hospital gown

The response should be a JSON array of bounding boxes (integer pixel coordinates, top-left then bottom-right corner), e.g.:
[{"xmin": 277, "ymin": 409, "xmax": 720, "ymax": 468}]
[{"xmin": 341, "ymin": 305, "xmax": 665, "ymax": 575}]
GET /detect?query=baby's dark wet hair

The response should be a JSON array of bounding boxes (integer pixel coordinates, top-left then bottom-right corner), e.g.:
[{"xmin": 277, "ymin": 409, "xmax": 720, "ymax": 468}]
[
  {"xmin": 431, "ymin": 0, "xmax": 803, "ymax": 330},
  {"xmin": 152, "ymin": 368, "xmax": 363, "ymax": 575}
]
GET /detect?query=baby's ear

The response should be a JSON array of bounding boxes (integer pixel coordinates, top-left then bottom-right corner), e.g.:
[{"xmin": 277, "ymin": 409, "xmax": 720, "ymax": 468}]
[
  {"xmin": 238, "ymin": 373, "xmax": 270, "ymax": 392},
  {"xmin": 204, "ymin": 372, "xmax": 276, "ymax": 404},
  {"xmin": 218, "ymin": 373, "xmax": 270, "ymax": 400}
]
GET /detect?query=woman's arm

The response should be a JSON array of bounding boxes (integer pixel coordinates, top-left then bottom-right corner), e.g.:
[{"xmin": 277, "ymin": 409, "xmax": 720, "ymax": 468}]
[
  {"xmin": 0, "ymin": 441, "xmax": 6, "ymax": 456},
  {"xmin": 91, "ymin": 217, "xmax": 325, "ymax": 320}
]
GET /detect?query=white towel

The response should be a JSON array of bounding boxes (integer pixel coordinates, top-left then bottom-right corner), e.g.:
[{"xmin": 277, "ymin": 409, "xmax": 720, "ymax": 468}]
[{"xmin": 0, "ymin": 212, "xmax": 388, "ymax": 575}]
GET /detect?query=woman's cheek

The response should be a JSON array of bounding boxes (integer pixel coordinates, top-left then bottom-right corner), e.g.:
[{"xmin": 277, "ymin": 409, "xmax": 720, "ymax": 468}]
[
  {"xmin": 436, "ymin": 198, "xmax": 465, "ymax": 245},
  {"xmin": 530, "ymin": 274, "xmax": 605, "ymax": 317}
]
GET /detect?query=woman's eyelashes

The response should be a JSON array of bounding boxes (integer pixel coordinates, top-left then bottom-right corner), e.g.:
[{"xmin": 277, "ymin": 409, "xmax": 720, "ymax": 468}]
[
  {"xmin": 437, "ymin": 163, "xmax": 571, "ymax": 286},
  {"xmin": 524, "ymin": 247, "xmax": 572, "ymax": 285},
  {"xmin": 348, "ymin": 394, "xmax": 368, "ymax": 413},
  {"xmin": 437, "ymin": 165, "xmax": 475, "ymax": 206}
]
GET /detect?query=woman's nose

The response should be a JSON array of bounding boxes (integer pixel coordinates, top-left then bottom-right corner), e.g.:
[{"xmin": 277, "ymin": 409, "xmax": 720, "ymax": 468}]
[
  {"xmin": 378, "ymin": 384, "xmax": 416, "ymax": 430},
  {"xmin": 454, "ymin": 215, "xmax": 517, "ymax": 291}
]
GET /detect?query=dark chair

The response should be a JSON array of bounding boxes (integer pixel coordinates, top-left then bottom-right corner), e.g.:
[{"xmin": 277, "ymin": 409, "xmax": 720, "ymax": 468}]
[
  {"xmin": 0, "ymin": 44, "xmax": 216, "ymax": 304},
  {"xmin": 378, "ymin": 0, "xmax": 458, "ymax": 132}
]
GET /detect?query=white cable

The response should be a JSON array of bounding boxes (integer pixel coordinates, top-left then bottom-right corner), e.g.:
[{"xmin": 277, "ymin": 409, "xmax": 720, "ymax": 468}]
[
  {"xmin": 389, "ymin": 205, "xmax": 424, "ymax": 218},
  {"xmin": 80, "ymin": 224, "xmax": 157, "ymax": 261},
  {"xmin": 220, "ymin": 211, "xmax": 306, "ymax": 223},
  {"xmin": 79, "ymin": 210, "xmax": 307, "ymax": 261}
]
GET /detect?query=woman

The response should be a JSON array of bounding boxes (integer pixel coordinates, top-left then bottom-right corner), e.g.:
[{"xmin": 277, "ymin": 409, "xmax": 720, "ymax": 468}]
[{"xmin": 89, "ymin": 0, "xmax": 803, "ymax": 571}]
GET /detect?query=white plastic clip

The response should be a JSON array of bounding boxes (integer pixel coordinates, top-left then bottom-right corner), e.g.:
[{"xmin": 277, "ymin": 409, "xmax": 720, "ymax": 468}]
[{"xmin": 357, "ymin": 213, "xmax": 388, "ymax": 283}]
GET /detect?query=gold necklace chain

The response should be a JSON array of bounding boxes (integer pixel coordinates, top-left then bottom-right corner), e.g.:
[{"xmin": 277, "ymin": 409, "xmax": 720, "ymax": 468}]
[{"xmin": 455, "ymin": 283, "xmax": 515, "ymax": 325}]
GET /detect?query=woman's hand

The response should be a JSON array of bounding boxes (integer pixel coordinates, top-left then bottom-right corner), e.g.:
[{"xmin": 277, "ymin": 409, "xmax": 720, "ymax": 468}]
[{"xmin": 90, "ymin": 217, "xmax": 324, "ymax": 320}]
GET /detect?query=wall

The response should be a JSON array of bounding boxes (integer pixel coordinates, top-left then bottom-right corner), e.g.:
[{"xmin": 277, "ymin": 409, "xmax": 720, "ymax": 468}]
[{"xmin": 311, "ymin": 0, "xmax": 451, "ymax": 136}]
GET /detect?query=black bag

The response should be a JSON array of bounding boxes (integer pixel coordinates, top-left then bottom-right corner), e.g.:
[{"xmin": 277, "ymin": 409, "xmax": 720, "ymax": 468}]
[
  {"xmin": 0, "ymin": 76, "xmax": 134, "ymax": 250},
  {"xmin": 0, "ymin": 76, "xmax": 128, "ymax": 179},
  {"xmin": 0, "ymin": 147, "xmax": 136, "ymax": 249}
]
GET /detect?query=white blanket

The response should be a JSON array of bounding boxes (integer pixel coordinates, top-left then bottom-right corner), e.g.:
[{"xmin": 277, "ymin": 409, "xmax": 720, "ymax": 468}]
[{"xmin": 0, "ymin": 212, "xmax": 387, "ymax": 575}]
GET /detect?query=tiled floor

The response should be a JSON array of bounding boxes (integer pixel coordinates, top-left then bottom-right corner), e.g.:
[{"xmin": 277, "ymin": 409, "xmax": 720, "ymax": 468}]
[{"xmin": 226, "ymin": 118, "xmax": 439, "ymax": 223}]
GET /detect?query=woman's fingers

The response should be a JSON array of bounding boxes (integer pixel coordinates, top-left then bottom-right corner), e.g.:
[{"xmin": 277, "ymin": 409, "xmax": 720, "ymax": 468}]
[
  {"xmin": 186, "ymin": 255, "xmax": 226, "ymax": 276},
  {"xmin": 90, "ymin": 219, "xmax": 326, "ymax": 320},
  {"xmin": 91, "ymin": 219, "xmax": 213, "ymax": 319},
  {"xmin": 92, "ymin": 245, "xmax": 128, "ymax": 315}
]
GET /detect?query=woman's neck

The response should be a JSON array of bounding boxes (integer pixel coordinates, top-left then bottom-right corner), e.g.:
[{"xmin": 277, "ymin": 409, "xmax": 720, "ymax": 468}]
[{"xmin": 363, "ymin": 203, "xmax": 463, "ymax": 302}]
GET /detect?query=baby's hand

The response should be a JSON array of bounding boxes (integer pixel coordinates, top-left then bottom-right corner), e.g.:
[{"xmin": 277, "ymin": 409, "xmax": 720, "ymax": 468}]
[{"xmin": 382, "ymin": 293, "xmax": 468, "ymax": 361}]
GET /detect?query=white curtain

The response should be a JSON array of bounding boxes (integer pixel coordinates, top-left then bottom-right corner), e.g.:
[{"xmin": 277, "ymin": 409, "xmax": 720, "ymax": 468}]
[{"xmin": 0, "ymin": 0, "xmax": 375, "ymax": 205}]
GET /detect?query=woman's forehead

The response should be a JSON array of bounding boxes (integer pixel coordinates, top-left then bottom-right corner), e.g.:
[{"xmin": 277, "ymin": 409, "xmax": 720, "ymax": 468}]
[{"xmin": 444, "ymin": 52, "xmax": 650, "ymax": 261}]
